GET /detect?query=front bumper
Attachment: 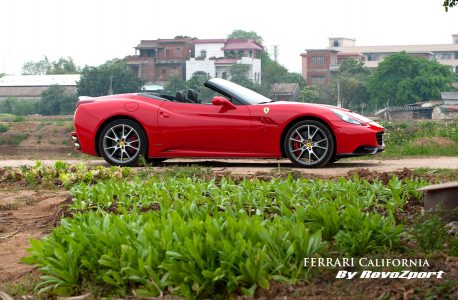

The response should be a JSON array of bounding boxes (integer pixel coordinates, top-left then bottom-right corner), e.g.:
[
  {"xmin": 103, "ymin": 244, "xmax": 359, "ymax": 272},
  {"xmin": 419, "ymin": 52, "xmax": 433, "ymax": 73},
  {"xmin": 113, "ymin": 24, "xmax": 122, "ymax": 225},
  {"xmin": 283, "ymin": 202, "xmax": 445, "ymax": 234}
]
[{"xmin": 336, "ymin": 131, "xmax": 384, "ymax": 158}]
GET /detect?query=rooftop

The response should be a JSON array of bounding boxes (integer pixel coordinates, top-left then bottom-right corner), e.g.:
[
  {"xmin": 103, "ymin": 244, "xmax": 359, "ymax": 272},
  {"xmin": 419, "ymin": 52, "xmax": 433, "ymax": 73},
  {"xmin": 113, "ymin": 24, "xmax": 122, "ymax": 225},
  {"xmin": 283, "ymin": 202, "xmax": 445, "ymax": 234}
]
[
  {"xmin": 222, "ymin": 39, "xmax": 264, "ymax": 51},
  {"xmin": 193, "ymin": 39, "xmax": 227, "ymax": 44},
  {"xmin": 0, "ymin": 75, "xmax": 80, "ymax": 87},
  {"xmin": 271, "ymin": 83, "xmax": 300, "ymax": 95}
]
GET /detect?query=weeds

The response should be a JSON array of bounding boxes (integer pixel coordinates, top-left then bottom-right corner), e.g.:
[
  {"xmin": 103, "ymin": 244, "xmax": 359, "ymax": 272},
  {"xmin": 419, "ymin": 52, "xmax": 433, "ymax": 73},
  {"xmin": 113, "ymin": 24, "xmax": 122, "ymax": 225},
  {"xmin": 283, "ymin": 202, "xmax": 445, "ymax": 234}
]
[
  {"xmin": 0, "ymin": 133, "xmax": 29, "ymax": 145},
  {"xmin": 412, "ymin": 214, "xmax": 447, "ymax": 252},
  {"xmin": 0, "ymin": 123, "xmax": 8, "ymax": 132}
]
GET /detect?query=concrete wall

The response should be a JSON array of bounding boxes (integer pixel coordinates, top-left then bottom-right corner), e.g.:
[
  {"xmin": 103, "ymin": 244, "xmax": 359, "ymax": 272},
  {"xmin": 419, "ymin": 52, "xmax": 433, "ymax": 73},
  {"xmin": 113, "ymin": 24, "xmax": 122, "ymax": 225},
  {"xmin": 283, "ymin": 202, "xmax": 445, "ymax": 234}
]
[
  {"xmin": 186, "ymin": 59, "xmax": 216, "ymax": 80},
  {"xmin": 194, "ymin": 43, "xmax": 225, "ymax": 58}
]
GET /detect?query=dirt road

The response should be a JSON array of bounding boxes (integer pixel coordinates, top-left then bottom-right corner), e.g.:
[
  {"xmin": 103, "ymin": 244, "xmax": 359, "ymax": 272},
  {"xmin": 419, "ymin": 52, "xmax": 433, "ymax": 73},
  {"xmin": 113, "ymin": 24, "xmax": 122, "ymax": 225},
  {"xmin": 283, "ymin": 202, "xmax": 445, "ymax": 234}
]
[{"xmin": 0, "ymin": 157, "xmax": 457, "ymax": 176}]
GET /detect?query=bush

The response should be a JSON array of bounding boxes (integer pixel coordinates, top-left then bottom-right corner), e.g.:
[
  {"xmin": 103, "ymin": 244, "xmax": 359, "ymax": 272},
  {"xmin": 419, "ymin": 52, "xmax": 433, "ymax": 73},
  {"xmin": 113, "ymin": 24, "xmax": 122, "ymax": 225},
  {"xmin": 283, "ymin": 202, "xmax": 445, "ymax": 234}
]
[{"xmin": 0, "ymin": 123, "xmax": 8, "ymax": 132}]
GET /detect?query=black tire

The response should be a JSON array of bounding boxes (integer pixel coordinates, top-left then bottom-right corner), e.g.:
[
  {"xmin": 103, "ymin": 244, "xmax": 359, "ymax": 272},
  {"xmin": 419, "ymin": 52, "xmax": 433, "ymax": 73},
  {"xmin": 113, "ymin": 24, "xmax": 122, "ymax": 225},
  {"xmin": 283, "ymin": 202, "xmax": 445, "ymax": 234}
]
[
  {"xmin": 283, "ymin": 120, "xmax": 335, "ymax": 168},
  {"xmin": 98, "ymin": 119, "xmax": 147, "ymax": 167},
  {"xmin": 146, "ymin": 158, "xmax": 167, "ymax": 164}
]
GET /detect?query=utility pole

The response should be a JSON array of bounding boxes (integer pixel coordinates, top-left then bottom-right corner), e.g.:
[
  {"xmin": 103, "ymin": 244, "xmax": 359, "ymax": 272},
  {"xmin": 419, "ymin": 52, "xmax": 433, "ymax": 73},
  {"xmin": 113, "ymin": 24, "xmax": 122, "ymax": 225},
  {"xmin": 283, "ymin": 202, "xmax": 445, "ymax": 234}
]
[
  {"xmin": 108, "ymin": 75, "xmax": 113, "ymax": 95},
  {"xmin": 336, "ymin": 73, "xmax": 341, "ymax": 108},
  {"xmin": 272, "ymin": 45, "xmax": 279, "ymax": 62}
]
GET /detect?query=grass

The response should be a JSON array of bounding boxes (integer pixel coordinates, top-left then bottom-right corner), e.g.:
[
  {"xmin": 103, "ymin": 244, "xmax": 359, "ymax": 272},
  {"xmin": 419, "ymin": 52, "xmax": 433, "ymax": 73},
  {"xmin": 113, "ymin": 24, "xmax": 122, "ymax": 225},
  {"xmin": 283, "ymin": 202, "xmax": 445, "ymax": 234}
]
[
  {"xmin": 413, "ymin": 168, "xmax": 458, "ymax": 181},
  {"xmin": 0, "ymin": 133, "xmax": 29, "ymax": 146},
  {"xmin": 379, "ymin": 120, "xmax": 458, "ymax": 158}
]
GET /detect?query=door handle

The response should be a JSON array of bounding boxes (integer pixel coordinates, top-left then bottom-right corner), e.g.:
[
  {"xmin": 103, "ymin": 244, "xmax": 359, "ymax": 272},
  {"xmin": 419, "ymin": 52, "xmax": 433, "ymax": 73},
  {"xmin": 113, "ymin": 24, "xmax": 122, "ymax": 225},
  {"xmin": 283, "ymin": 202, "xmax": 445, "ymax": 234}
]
[{"xmin": 160, "ymin": 112, "xmax": 170, "ymax": 118}]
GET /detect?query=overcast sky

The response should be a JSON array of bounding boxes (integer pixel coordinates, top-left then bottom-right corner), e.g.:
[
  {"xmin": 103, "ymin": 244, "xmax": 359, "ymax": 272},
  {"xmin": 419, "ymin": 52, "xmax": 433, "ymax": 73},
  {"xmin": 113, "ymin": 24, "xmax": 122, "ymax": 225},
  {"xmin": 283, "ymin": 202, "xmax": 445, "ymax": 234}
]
[{"xmin": 0, "ymin": 0, "xmax": 457, "ymax": 75}]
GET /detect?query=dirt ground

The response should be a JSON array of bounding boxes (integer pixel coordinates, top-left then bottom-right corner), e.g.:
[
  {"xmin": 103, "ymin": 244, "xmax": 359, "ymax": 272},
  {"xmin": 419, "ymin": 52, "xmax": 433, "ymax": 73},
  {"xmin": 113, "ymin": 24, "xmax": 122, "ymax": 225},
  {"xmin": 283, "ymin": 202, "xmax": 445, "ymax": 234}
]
[
  {"xmin": 0, "ymin": 157, "xmax": 457, "ymax": 176},
  {"xmin": 0, "ymin": 189, "xmax": 70, "ymax": 284}
]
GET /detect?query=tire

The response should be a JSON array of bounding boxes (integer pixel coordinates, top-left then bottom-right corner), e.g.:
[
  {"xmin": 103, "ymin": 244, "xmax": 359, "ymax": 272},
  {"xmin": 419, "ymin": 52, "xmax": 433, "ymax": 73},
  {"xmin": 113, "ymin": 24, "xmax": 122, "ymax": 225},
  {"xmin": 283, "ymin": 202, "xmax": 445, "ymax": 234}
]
[
  {"xmin": 284, "ymin": 120, "xmax": 335, "ymax": 168},
  {"xmin": 98, "ymin": 119, "xmax": 147, "ymax": 167}
]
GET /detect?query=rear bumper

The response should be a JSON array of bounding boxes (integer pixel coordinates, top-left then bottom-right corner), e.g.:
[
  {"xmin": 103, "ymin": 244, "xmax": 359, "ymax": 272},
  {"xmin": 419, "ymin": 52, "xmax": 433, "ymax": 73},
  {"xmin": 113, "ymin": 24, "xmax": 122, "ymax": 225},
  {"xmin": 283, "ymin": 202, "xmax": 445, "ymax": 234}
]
[{"xmin": 71, "ymin": 131, "xmax": 82, "ymax": 151}]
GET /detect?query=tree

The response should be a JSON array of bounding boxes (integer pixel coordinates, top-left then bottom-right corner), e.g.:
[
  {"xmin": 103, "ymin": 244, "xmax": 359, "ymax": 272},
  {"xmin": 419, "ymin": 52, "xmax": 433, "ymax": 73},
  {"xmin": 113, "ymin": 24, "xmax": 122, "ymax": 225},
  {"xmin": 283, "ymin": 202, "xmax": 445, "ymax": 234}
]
[
  {"xmin": 227, "ymin": 30, "xmax": 263, "ymax": 44},
  {"xmin": 333, "ymin": 59, "xmax": 371, "ymax": 112},
  {"xmin": 278, "ymin": 72, "xmax": 307, "ymax": 90},
  {"xmin": 444, "ymin": 0, "xmax": 457, "ymax": 11},
  {"xmin": 39, "ymin": 85, "xmax": 77, "ymax": 115},
  {"xmin": 368, "ymin": 52, "xmax": 453, "ymax": 110},
  {"xmin": 77, "ymin": 59, "xmax": 145, "ymax": 97},
  {"xmin": 22, "ymin": 57, "xmax": 52, "ymax": 75},
  {"xmin": 22, "ymin": 56, "xmax": 80, "ymax": 75},
  {"xmin": 49, "ymin": 57, "xmax": 80, "ymax": 74}
]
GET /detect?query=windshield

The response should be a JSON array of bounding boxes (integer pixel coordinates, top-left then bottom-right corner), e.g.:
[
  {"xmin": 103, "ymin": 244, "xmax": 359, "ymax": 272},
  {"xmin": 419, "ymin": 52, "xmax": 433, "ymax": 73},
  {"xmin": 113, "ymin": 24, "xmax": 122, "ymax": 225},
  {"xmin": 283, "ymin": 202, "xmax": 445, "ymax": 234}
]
[{"xmin": 205, "ymin": 78, "xmax": 272, "ymax": 105}]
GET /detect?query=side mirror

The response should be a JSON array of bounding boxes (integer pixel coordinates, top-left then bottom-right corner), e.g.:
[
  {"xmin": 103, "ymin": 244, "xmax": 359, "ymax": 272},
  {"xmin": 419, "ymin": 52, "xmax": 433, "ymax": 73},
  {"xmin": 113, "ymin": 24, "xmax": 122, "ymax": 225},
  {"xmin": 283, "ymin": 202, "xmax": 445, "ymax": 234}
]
[{"xmin": 211, "ymin": 96, "xmax": 236, "ymax": 109}]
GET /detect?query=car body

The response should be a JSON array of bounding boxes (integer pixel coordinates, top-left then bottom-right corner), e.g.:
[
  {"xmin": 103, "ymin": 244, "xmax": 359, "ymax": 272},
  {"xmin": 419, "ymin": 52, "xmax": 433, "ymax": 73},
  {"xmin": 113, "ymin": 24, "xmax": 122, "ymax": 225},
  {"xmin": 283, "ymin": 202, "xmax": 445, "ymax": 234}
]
[{"xmin": 72, "ymin": 78, "xmax": 384, "ymax": 167}]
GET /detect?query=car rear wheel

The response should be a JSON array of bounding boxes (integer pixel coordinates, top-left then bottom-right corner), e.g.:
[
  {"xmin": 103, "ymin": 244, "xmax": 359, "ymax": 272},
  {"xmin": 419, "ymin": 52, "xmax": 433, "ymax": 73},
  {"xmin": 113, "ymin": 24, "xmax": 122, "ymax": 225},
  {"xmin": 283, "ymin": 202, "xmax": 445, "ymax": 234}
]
[
  {"xmin": 284, "ymin": 120, "xmax": 335, "ymax": 168},
  {"xmin": 98, "ymin": 119, "xmax": 147, "ymax": 167}
]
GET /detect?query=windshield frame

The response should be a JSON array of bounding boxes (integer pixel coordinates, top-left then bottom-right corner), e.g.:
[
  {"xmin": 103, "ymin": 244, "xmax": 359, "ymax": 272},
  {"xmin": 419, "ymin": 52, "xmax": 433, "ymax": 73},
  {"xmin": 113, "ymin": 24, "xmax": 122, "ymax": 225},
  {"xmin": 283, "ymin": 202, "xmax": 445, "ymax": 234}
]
[{"xmin": 204, "ymin": 78, "xmax": 272, "ymax": 105}]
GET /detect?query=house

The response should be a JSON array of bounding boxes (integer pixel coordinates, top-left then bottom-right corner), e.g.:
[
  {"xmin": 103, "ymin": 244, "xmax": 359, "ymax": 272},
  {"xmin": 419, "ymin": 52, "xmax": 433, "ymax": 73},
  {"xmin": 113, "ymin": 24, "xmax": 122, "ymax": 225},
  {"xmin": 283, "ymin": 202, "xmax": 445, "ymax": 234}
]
[
  {"xmin": 300, "ymin": 50, "xmax": 363, "ymax": 87},
  {"xmin": 375, "ymin": 96, "xmax": 458, "ymax": 120},
  {"xmin": 328, "ymin": 34, "xmax": 458, "ymax": 71},
  {"xmin": 126, "ymin": 38, "xmax": 194, "ymax": 84},
  {"xmin": 186, "ymin": 39, "xmax": 263, "ymax": 83},
  {"xmin": 0, "ymin": 75, "xmax": 80, "ymax": 101},
  {"xmin": 433, "ymin": 92, "xmax": 458, "ymax": 119},
  {"xmin": 302, "ymin": 34, "xmax": 458, "ymax": 88},
  {"xmin": 271, "ymin": 83, "xmax": 300, "ymax": 101}
]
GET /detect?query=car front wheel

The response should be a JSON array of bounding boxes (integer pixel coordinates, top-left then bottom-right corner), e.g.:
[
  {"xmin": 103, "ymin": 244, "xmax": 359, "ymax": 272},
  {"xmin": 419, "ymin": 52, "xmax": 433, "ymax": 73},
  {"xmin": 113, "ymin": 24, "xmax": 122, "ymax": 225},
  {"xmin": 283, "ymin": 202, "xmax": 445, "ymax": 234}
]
[
  {"xmin": 98, "ymin": 119, "xmax": 147, "ymax": 167},
  {"xmin": 284, "ymin": 120, "xmax": 335, "ymax": 168}
]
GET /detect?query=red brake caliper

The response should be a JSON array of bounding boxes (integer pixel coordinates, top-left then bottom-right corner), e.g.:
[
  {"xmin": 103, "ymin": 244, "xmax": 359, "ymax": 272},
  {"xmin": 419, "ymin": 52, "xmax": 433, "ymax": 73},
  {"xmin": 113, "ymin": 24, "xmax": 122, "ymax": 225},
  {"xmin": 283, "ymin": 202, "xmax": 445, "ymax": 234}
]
[
  {"xmin": 128, "ymin": 134, "xmax": 138, "ymax": 154},
  {"xmin": 292, "ymin": 133, "xmax": 301, "ymax": 154}
]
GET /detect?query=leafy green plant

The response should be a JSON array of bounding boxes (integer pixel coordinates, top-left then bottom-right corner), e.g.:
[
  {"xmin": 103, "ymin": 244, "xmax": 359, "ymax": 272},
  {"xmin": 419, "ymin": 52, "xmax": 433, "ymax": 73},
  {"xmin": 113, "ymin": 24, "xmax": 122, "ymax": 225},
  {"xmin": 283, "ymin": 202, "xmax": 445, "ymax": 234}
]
[{"xmin": 412, "ymin": 214, "xmax": 447, "ymax": 252}]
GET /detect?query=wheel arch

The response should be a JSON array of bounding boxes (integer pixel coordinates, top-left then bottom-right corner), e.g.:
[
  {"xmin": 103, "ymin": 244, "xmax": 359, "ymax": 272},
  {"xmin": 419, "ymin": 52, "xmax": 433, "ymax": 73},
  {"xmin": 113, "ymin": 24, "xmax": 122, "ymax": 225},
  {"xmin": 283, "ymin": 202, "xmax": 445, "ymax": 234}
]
[
  {"xmin": 280, "ymin": 116, "xmax": 337, "ymax": 158},
  {"xmin": 95, "ymin": 115, "xmax": 149, "ymax": 157}
]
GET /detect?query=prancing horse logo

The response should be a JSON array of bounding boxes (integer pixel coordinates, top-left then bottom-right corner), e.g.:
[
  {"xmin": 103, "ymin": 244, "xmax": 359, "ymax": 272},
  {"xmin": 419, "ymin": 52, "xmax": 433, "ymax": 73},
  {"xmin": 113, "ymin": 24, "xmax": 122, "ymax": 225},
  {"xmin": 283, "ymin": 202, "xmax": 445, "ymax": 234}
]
[{"xmin": 263, "ymin": 107, "xmax": 270, "ymax": 114}]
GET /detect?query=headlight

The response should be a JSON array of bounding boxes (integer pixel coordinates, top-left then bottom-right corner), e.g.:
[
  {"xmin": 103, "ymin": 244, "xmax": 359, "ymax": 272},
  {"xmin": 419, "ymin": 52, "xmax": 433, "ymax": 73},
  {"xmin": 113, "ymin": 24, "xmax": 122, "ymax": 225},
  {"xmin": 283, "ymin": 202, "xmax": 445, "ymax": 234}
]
[{"xmin": 331, "ymin": 109, "xmax": 363, "ymax": 125}]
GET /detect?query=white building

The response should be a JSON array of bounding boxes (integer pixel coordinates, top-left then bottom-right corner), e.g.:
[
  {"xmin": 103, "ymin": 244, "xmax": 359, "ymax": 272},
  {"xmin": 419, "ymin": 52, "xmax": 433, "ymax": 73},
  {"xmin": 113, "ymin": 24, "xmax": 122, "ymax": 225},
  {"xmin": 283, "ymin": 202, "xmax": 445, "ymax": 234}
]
[
  {"xmin": 328, "ymin": 34, "xmax": 458, "ymax": 72},
  {"xmin": 186, "ymin": 39, "xmax": 263, "ymax": 83}
]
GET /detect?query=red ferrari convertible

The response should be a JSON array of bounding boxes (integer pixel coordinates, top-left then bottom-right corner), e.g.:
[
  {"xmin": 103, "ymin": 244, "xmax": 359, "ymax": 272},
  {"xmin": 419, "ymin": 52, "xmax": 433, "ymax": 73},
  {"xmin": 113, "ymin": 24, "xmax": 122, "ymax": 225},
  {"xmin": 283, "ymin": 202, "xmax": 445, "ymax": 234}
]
[{"xmin": 72, "ymin": 78, "xmax": 384, "ymax": 167}]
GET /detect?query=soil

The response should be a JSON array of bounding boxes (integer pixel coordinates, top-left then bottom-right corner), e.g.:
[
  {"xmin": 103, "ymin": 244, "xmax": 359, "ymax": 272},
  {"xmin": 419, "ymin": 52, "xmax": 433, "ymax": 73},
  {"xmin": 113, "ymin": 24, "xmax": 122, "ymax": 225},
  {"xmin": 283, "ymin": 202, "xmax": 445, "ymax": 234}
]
[
  {"xmin": 413, "ymin": 137, "xmax": 456, "ymax": 147},
  {"xmin": 0, "ymin": 189, "xmax": 71, "ymax": 284}
]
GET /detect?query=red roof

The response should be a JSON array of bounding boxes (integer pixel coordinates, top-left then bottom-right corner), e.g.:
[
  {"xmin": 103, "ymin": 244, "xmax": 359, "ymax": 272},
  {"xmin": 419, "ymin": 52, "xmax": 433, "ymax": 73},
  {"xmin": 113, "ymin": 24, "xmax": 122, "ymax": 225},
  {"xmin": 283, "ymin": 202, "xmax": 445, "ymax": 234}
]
[
  {"xmin": 222, "ymin": 39, "xmax": 264, "ymax": 51},
  {"xmin": 215, "ymin": 58, "xmax": 238, "ymax": 65},
  {"xmin": 193, "ymin": 39, "xmax": 227, "ymax": 44}
]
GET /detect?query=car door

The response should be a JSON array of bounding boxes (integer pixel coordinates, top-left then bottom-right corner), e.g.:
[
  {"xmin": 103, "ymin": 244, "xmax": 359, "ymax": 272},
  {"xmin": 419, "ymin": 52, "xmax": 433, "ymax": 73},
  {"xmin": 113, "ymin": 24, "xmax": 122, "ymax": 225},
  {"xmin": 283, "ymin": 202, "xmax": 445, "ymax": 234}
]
[{"xmin": 157, "ymin": 101, "xmax": 251, "ymax": 153}]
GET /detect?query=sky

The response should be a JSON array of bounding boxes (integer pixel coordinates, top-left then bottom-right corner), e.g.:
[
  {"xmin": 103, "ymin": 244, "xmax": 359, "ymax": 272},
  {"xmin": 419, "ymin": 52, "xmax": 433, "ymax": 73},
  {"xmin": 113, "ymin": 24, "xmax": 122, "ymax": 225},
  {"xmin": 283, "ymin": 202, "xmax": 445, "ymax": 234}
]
[{"xmin": 0, "ymin": 0, "xmax": 457, "ymax": 75}]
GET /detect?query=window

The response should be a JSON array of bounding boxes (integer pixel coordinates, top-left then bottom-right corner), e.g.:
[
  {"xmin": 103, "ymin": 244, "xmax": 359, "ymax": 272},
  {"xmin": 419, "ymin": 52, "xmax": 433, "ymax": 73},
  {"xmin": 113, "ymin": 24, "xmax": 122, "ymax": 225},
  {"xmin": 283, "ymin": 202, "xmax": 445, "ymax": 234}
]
[
  {"xmin": 200, "ymin": 49, "xmax": 207, "ymax": 58},
  {"xmin": 366, "ymin": 54, "xmax": 379, "ymax": 61},
  {"xmin": 333, "ymin": 40, "xmax": 340, "ymax": 47},
  {"xmin": 312, "ymin": 56, "xmax": 325, "ymax": 65},
  {"xmin": 176, "ymin": 48, "xmax": 181, "ymax": 55},
  {"xmin": 192, "ymin": 71, "xmax": 208, "ymax": 78},
  {"xmin": 435, "ymin": 52, "xmax": 452, "ymax": 60},
  {"xmin": 311, "ymin": 76, "xmax": 325, "ymax": 85}
]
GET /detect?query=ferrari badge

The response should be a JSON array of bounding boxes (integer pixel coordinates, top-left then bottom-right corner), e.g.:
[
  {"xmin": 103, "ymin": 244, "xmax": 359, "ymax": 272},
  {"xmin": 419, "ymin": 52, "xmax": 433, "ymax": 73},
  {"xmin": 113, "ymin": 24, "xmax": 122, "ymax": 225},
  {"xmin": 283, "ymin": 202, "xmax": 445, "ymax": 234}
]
[{"xmin": 263, "ymin": 107, "xmax": 270, "ymax": 114}]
